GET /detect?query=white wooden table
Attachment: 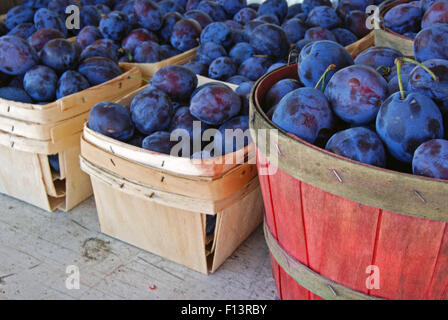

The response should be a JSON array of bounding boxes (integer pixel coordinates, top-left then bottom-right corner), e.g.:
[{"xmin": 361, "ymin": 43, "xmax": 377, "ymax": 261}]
[{"xmin": 0, "ymin": 195, "xmax": 276, "ymax": 300}]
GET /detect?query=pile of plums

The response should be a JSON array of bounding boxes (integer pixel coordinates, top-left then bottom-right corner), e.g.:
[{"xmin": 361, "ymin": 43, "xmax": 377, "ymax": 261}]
[
  {"xmin": 88, "ymin": 65, "xmax": 250, "ymax": 158},
  {"xmin": 182, "ymin": 0, "xmax": 385, "ymax": 85},
  {"xmin": 266, "ymin": 27, "xmax": 448, "ymax": 180},
  {"xmin": 383, "ymin": 0, "xmax": 448, "ymax": 40},
  {"xmin": 0, "ymin": 1, "xmax": 132, "ymax": 104}
]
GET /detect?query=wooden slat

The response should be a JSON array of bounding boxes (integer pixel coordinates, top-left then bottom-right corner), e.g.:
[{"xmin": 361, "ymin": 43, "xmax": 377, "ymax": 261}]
[
  {"xmin": 369, "ymin": 211, "xmax": 445, "ymax": 299},
  {"xmin": 81, "ymin": 136, "xmax": 256, "ymax": 201},
  {"xmin": 210, "ymin": 186, "xmax": 264, "ymax": 272},
  {"xmin": 374, "ymin": 29, "xmax": 413, "ymax": 57},
  {"xmin": 80, "ymin": 156, "xmax": 260, "ymax": 215}
]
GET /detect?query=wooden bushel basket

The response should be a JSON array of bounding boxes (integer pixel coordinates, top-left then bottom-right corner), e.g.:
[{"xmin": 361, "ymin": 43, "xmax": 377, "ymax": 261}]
[
  {"xmin": 250, "ymin": 34, "xmax": 448, "ymax": 300},
  {"xmin": 0, "ymin": 64, "xmax": 142, "ymax": 212},
  {"xmin": 80, "ymin": 81, "xmax": 264, "ymax": 274},
  {"xmin": 375, "ymin": 0, "xmax": 414, "ymax": 56}
]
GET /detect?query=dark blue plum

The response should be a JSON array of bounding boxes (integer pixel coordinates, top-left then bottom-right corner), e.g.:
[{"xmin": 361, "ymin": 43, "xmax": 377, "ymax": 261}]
[
  {"xmin": 414, "ymin": 24, "xmax": 448, "ymax": 62},
  {"xmin": 195, "ymin": 42, "xmax": 227, "ymax": 65},
  {"xmin": 160, "ymin": 12, "xmax": 183, "ymax": 43},
  {"xmin": 326, "ymin": 127, "xmax": 386, "ymax": 167},
  {"xmin": 250, "ymin": 23, "xmax": 289, "ymax": 59},
  {"xmin": 306, "ymin": 6, "xmax": 341, "ymax": 29},
  {"xmin": 183, "ymin": 61, "xmax": 207, "ymax": 75},
  {"xmin": 208, "ymin": 57, "xmax": 236, "ymax": 80},
  {"xmin": 184, "ymin": 10, "xmax": 213, "ymax": 29},
  {"xmin": 224, "ymin": 20, "xmax": 243, "ymax": 31},
  {"xmin": 272, "ymin": 87, "xmax": 334, "ymax": 144},
  {"xmin": 216, "ymin": 0, "xmax": 246, "ymax": 16},
  {"xmin": 80, "ymin": 39, "xmax": 120, "ymax": 62},
  {"xmin": 257, "ymin": 14, "xmax": 280, "ymax": 25},
  {"xmin": 56, "ymin": 70, "xmax": 90, "ymax": 99},
  {"xmin": 325, "ymin": 65, "xmax": 388, "ymax": 125},
  {"xmin": 302, "ymin": 0, "xmax": 332, "ymax": 16},
  {"xmin": 422, "ymin": 0, "xmax": 447, "ymax": 11},
  {"xmin": 384, "ymin": 3, "xmax": 422, "ymax": 34},
  {"xmin": 197, "ymin": 1, "xmax": 227, "ymax": 22},
  {"xmin": 294, "ymin": 39, "xmax": 313, "ymax": 53},
  {"xmin": 413, "ymin": 139, "xmax": 448, "ymax": 179},
  {"xmin": 160, "ymin": 44, "xmax": 181, "ymax": 59},
  {"xmin": 355, "ymin": 46, "xmax": 403, "ymax": 70},
  {"xmin": 186, "ymin": 0, "xmax": 201, "ymax": 11},
  {"xmin": 226, "ymin": 75, "xmax": 250, "ymax": 85},
  {"xmin": 407, "ymin": 59, "xmax": 448, "ymax": 114},
  {"xmin": 40, "ymin": 39, "xmax": 79, "ymax": 72},
  {"xmin": 80, "ymin": 6, "xmax": 101, "ymax": 29},
  {"xmin": 169, "ymin": 106, "xmax": 205, "ymax": 140},
  {"xmin": 0, "ymin": 87, "xmax": 33, "ymax": 103},
  {"xmin": 157, "ymin": 0, "xmax": 185, "ymax": 15},
  {"xmin": 242, "ymin": 20, "xmax": 265, "ymax": 41},
  {"xmin": 337, "ymin": 0, "xmax": 373, "ymax": 16},
  {"xmin": 170, "ymin": 18, "xmax": 202, "ymax": 51},
  {"xmin": 122, "ymin": 28, "xmax": 159, "ymax": 54},
  {"xmin": 331, "ymin": 28, "xmax": 358, "ymax": 46},
  {"xmin": 151, "ymin": 65, "xmax": 198, "ymax": 101},
  {"xmin": 304, "ymin": 27, "xmax": 337, "ymax": 42},
  {"xmin": 286, "ymin": 3, "xmax": 302, "ymax": 19},
  {"xmin": 34, "ymin": 8, "xmax": 67, "ymax": 36},
  {"xmin": 47, "ymin": 0, "xmax": 76, "ymax": 17},
  {"xmin": 345, "ymin": 10, "xmax": 370, "ymax": 38},
  {"xmin": 0, "ymin": 23, "xmax": 7, "ymax": 36},
  {"xmin": 7, "ymin": 23, "xmax": 36, "ymax": 40},
  {"xmin": 5, "ymin": 6, "xmax": 35, "ymax": 30},
  {"xmin": 235, "ymin": 81, "xmax": 254, "ymax": 115},
  {"xmin": 200, "ymin": 22, "xmax": 233, "ymax": 49},
  {"xmin": 281, "ymin": 18, "xmax": 307, "ymax": 44},
  {"xmin": 99, "ymin": 11, "xmax": 130, "ymax": 41},
  {"xmin": 48, "ymin": 154, "xmax": 60, "ymax": 172},
  {"xmin": 89, "ymin": 102, "xmax": 135, "ymax": 141},
  {"xmin": 233, "ymin": 8, "xmax": 257, "ymax": 25},
  {"xmin": 0, "ymin": 36, "xmax": 38, "ymax": 75},
  {"xmin": 229, "ymin": 42, "xmax": 254, "ymax": 66},
  {"xmin": 264, "ymin": 78, "xmax": 301, "ymax": 111},
  {"xmin": 78, "ymin": 57, "xmax": 122, "ymax": 85},
  {"xmin": 142, "ymin": 131, "xmax": 177, "ymax": 154},
  {"xmin": 22, "ymin": 0, "xmax": 51, "ymax": 8},
  {"xmin": 238, "ymin": 56, "xmax": 272, "ymax": 81},
  {"xmin": 130, "ymin": 87, "xmax": 173, "ymax": 134},
  {"xmin": 23, "ymin": 65, "xmax": 58, "ymax": 102},
  {"xmin": 95, "ymin": 4, "xmax": 112, "ymax": 15},
  {"xmin": 134, "ymin": 41, "xmax": 161, "ymax": 62},
  {"xmin": 298, "ymin": 40, "xmax": 354, "ymax": 89},
  {"xmin": 376, "ymin": 92, "xmax": 444, "ymax": 163},
  {"xmin": 190, "ymin": 84, "xmax": 241, "ymax": 125},
  {"xmin": 134, "ymin": 0, "xmax": 163, "ymax": 31},
  {"xmin": 257, "ymin": 0, "xmax": 288, "ymax": 21},
  {"xmin": 267, "ymin": 62, "xmax": 287, "ymax": 73},
  {"xmin": 423, "ymin": 0, "xmax": 448, "ymax": 29},
  {"xmin": 29, "ymin": 28, "xmax": 65, "ymax": 52},
  {"xmin": 76, "ymin": 26, "xmax": 102, "ymax": 50},
  {"xmin": 214, "ymin": 115, "xmax": 251, "ymax": 154}
]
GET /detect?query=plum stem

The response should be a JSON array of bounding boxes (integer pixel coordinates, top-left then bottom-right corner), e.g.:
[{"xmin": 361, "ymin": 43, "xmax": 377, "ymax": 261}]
[
  {"xmin": 376, "ymin": 65, "xmax": 391, "ymax": 77},
  {"xmin": 314, "ymin": 64, "xmax": 336, "ymax": 91},
  {"xmin": 130, "ymin": 75, "xmax": 150, "ymax": 83},
  {"xmin": 400, "ymin": 57, "xmax": 439, "ymax": 82},
  {"xmin": 395, "ymin": 58, "xmax": 406, "ymax": 100}
]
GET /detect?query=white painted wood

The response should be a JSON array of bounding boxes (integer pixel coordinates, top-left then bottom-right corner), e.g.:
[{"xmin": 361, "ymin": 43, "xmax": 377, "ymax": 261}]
[{"xmin": 0, "ymin": 195, "xmax": 277, "ymax": 300}]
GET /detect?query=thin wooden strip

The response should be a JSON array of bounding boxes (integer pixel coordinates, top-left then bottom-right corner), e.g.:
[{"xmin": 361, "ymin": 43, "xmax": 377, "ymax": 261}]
[
  {"xmin": 37, "ymin": 154, "xmax": 65, "ymax": 198},
  {"xmin": 346, "ymin": 31, "xmax": 375, "ymax": 57},
  {"xmin": 80, "ymin": 156, "xmax": 260, "ymax": 214},
  {"xmin": 83, "ymin": 124, "xmax": 254, "ymax": 178},
  {"xmin": 0, "ymin": 130, "xmax": 82, "ymax": 154},
  {"xmin": 81, "ymin": 136, "xmax": 257, "ymax": 200},
  {"xmin": 250, "ymin": 64, "xmax": 448, "ymax": 222},
  {"xmin": 374, "ymin": 29, "xmax": 413, "ymax": 56},
  {"xmin": 264, "ymin": 221, "xmax": 384, "ymax": 300}
]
